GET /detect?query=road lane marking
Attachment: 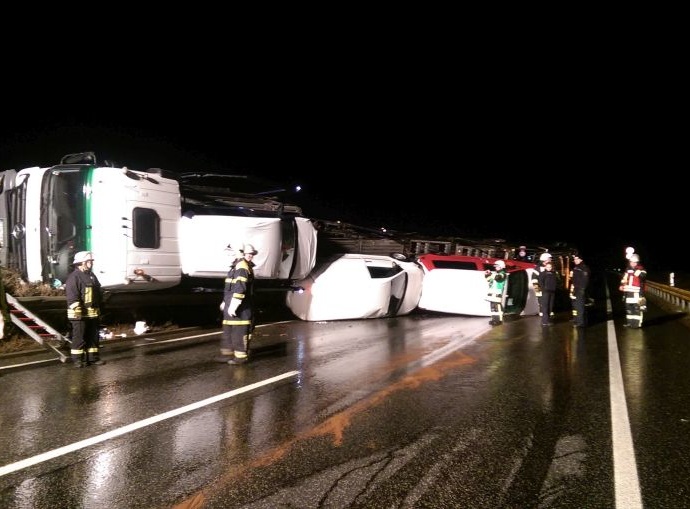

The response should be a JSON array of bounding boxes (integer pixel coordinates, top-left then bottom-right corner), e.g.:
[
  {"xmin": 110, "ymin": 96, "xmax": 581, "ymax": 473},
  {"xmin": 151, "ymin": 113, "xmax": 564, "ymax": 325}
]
[
  {"xmin": 0, "ymin": 358, "xmax": 60, "ymax": 370},
  {"xmin": 607, "ymin": 283, "xmax": 643, "ymax": 508},
  {"xmin": 0, "ymin": 370, "xmax": 299, "ymax": 477},
  {"xmin": 0, "ymin": 322, "xmax": 287, "ymax": 370},
  {"xmin": 132, "ymin": 321, "xmax": 290, "ymax": 347},
  {"xmin": 133, "ymin": 331, "xmax": 219, "ymax": 346}
]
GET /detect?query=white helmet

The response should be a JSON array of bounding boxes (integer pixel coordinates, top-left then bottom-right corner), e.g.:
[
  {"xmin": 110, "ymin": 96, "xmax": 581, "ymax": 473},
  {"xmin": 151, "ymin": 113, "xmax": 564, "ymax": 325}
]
[
  {"xmin": 240, "ymin": 243, "xmax": 258, "ymax": 255},
  {"xmin": 494, "ymin": 260, "xmax": 506, "ymax": 269},
  {"xmin": 73, "ymin": 251, "xmax": 94, "ymax": 265},
  {"xmin": 539, "ymin": 252, "xmax": 552, "ymax": 262},
  {"xmin": 629, "ymin": 254, "xmax": 640, "ymax": 263}
]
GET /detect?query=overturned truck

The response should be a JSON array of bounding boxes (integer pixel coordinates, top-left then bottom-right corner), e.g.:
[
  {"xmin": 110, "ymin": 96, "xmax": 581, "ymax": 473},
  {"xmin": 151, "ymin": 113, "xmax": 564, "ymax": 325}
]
[{"xmin": 0, "ymin": 152, "xmax": 317, "ymax": 319}]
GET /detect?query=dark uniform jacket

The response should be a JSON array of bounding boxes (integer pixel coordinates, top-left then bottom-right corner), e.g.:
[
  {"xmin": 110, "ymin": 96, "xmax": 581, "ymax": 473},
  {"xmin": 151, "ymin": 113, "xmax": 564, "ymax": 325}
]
[
  {"xmin": 537, "ymin": 269, "xmax": 558, "ymax": 293},
  {"xmin": 571, "ymin": 263, "xmax": 590, "ymax": 295},
  {"xmin": 223, "ymin": 258, "xmax": 255, "ymax": 316},
  {"xmin": 66, "ymin": 269, "xmax": 102, "ymax": 320}
]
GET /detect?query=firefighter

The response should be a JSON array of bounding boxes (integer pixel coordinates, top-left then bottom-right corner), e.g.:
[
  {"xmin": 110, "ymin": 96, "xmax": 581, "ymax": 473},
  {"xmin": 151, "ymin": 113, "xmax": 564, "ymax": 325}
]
[
  {"xmin": 485, "ymin": 259, "xmax": 507, "ymax": 325},
  {"xmin": 515, "ymin": 245, "xmax": 529, "ymax": 261},
  {"xmin": 65, "ymin": 251, "xmax": 105, "ymax": 367},
  {"xmin": 537, "ymin": 260, "xmax": 558, "ymax": 326},
  {"xmin": 619, "ymin": 253, "xmax": 647, "ymax": 328},
  {"xmin": 569, "ymin": 254, "xmax": 591, "ymax": 327},
  {"xmin": 216, "ymin": 243, "xmax": 243, "ymax": 362},
  {"xmin": 531, "ymin": 252, "xmax": 553, "ymax": 318},
  {"xmin": 221, "ymin": 243, "xmax": 258, "ymax": 365}
]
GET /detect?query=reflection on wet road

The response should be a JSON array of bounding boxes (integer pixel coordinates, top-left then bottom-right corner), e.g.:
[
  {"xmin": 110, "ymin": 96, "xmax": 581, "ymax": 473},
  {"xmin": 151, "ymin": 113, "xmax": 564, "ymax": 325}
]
[{"xmin": 2, "ymin": 276, "xmax": 690, "ymax": 507}]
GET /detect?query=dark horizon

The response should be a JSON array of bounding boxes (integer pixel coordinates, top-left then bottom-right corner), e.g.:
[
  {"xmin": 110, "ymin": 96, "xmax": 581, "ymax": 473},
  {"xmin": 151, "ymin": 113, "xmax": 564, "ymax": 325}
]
[{"xmin": 0, "ymin": 108, "xmax": 678, "ymax": 274}]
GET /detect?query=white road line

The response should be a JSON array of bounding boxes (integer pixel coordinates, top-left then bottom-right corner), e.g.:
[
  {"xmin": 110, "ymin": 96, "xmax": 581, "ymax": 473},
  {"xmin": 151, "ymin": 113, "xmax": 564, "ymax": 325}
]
[
  {"xmin": 0, "ymin": 358, "xmax": 59, "ymax": 370},
  {"xmin": 607, "ymin": 287, "xmax": 643, "ymax": 508},
  {"xmin": 0, "ymin": 321, "xmax": 287, "ymax": 369},
  {"xmin": 132, "ymin": 320, "xmax": 290, "ymax": 346},
  {"xmin": 133, "ymin": 331, "xmax": 219, "ymax": 346},
  {"xmin": 0, "ymin": 370, "xmax": 299, "ymax": 477},
  {"xmin": 0, "ymin": 331, "xmax": 225, "ymax": 370}
]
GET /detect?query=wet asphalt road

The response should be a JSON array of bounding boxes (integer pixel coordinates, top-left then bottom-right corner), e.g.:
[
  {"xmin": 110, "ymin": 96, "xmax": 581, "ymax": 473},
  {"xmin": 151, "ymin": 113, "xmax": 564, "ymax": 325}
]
[{"xmin": 1, "ymin": 274, "xmax": 690, "ymax": 508}]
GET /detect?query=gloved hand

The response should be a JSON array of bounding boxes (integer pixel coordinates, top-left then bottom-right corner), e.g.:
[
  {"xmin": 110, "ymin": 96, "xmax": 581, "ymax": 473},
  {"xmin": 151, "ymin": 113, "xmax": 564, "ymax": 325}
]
[
  {"xmin": 570, "ymin": 291, "xmax": 576, "ymax": 300},
  {"xmin": 219, "ymin": 301, "xmax": 225, "ymax": 311},
  {"xmin": 639, "ymin": 297, "xmax": 647, "ymax": 311},
  {"xmin": 228, "ymin": 298, "xmax": 242, "ymax": 317}
]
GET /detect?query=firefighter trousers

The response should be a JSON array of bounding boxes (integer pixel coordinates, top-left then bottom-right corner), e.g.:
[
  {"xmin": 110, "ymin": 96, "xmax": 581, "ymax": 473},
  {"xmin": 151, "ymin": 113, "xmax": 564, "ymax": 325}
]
[{"xmin": 70, "ymin": 319, "xmax": 101, "ymax": 363}]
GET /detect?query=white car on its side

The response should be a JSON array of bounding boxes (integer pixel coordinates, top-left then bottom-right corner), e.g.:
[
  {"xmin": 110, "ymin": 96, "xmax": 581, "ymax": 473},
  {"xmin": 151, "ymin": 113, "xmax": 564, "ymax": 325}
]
[{"xmin": 286, "ymin": 253, "xmax": 423, "ymax": 321}]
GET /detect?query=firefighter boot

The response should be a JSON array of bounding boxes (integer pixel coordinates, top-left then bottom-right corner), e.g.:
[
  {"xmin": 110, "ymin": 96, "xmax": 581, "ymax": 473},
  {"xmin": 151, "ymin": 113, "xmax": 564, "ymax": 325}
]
[
  {"xmin": 214, "ymin": 349, "xmax": 235, "ymax": 362},
  {"xmin": 72, "ymin": 353, "xmax": 86, "ymax": 368},
  {"xmin": 87, "ymin": 351, "xmax": 106, "ymax": 365},
  {"xmin": 228, "ymin": 351, "xmax": 249, "ymax": 365}
]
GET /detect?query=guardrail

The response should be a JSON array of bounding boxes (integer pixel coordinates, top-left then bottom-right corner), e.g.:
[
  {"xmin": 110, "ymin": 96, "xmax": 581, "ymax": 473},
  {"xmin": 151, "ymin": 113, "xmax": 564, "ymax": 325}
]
[{"xmin": 646, "ymin": 281, "xmax": 690, "ymax": 312}]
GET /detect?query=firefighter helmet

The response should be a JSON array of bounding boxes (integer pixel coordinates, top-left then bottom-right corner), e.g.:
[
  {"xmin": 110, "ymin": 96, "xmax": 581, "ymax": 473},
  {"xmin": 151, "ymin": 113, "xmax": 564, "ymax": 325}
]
[
  {"xmin": 494, "ymin": 260, "xmax": 506, "ymax": 269},
  {"xmin": 72, "ymin": 251, "xmax": 94, "ymax": 265},
  {"xmin": 240, "ymin": 243, "xmax": 258, "ymax": 255},
  {"xmin": 629, "ymin": 254, "xmax": 640, "ymax": 263},
  {"xmin": 539, "ymin": 252, "xmax": 552, "ymax": 262}
]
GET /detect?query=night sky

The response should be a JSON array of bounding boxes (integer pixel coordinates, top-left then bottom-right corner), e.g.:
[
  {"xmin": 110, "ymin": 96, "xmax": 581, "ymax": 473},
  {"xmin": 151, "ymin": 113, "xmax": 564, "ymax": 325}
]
[{"xmin": 0, "ymin": 72, "xmax": 681, "ymax": 274}]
